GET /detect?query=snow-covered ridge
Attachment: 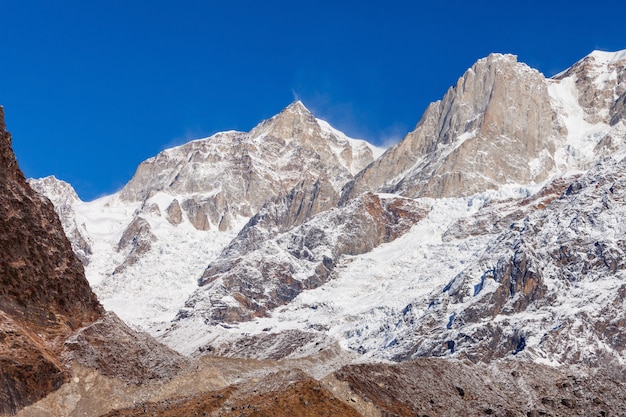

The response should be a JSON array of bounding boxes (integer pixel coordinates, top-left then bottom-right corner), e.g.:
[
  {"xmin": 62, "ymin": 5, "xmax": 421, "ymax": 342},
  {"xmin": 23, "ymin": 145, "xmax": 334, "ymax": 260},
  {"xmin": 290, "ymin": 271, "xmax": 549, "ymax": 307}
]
[
  {"xmin": 316, "ymin": 117, "xmax": 386, "ymax": 160},
  {"xmin": 588, "ymin": 49, "xmax": 626, "ymax": 65}
]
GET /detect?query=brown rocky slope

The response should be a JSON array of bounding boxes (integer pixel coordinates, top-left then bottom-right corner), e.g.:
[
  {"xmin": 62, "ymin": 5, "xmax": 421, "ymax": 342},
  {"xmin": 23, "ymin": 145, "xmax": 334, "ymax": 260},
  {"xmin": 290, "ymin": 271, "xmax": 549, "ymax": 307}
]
[
  {"xmin": 0, "ymin": 106, "xmax": 104, "ymax": 414},
  {"xmin": 0, "ymin": 107, "xmax": 187, "ymax": 416}
]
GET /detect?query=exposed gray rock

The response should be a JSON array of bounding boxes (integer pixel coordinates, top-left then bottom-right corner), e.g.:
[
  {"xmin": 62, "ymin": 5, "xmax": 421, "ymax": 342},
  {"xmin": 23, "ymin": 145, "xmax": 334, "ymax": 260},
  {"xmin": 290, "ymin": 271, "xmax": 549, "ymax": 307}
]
[
  {"xmin": 114, "ymin": 216, "xmax": 156, "ymax": 273},
  {"xmin": 178, "ymin": 193, "xmax": 428, "ymax": 323},
  {"xmin": 165, "ymin": 199, "xmax": 183, "ymax": 225},
  {"xmin": 118, "ymin": 101, "xmax": 379, "ymax": 231},
  {"xmin": 343, "ymin": 53, "xmax": 563, "ymax": 200}
]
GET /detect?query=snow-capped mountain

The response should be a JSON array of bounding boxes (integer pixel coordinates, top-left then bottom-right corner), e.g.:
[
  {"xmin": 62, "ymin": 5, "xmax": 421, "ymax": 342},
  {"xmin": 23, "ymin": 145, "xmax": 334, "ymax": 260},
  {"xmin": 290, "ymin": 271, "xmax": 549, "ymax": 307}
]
[
  {"xmin": 118, "ymin": 100, "xmax": 382, "ymax": 231},
  {"xmin": 30, "ymin": 102, "xmax": 383, "ymax": 332},
  {"xmin": 32, "ymin": 49, "xmax": 626, "ymax": 373}
]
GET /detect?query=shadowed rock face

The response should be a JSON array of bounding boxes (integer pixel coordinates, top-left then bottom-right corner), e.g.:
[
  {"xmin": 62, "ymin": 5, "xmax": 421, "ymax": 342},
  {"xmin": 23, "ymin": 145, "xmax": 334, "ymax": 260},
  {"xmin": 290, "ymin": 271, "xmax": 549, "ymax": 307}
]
[{"xmin": 0, "ymin": 107, "xmax": 104, "ymax": 414}]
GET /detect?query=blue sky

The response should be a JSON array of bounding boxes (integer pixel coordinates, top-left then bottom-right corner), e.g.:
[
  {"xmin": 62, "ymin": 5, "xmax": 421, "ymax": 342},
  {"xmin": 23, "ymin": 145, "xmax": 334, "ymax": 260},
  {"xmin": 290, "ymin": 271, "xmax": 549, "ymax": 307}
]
[{"xmin": 1, "ymin": 1, "xmax": 624, "ymax": 200}]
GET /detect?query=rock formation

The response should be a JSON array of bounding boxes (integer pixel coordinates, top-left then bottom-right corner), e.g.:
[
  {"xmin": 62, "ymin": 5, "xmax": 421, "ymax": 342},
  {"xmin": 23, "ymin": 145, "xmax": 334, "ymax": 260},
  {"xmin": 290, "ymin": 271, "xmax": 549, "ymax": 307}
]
[
  {"xmin": 0, "ymin": 107, "xmax": 104, "ymax": 414},
  {"xmin": 28, "ymin": 177, "xmax": 92, "ymax": 266},
  {"xmin": 118, "ymin": 101, "xmax": 380, "ymax": 232},
  {"xmin": 177, "ymin": 193, "xmax": 428, "ymax": 324},
  {"xmin": 343, "ymin": 54, "xmax": 563, "ymax": 200}
]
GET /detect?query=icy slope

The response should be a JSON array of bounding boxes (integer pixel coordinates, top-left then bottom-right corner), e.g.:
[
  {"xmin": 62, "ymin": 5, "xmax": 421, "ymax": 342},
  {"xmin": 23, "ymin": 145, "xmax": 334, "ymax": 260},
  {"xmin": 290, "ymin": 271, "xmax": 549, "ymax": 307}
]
[{"xmin": 175, "ymin": 193, "xmax": 429, "ymax": 324}]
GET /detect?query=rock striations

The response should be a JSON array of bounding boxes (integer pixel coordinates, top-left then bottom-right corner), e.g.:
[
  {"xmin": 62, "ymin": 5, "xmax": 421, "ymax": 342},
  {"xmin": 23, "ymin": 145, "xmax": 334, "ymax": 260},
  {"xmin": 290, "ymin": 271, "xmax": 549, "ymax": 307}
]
[
  {"xmin": 178, "ymin": 193, "xmax": 428, "ymax": 324},
  {"xmin": 342, "ymin": 54, "xmax": 563, "ymax": 199}
]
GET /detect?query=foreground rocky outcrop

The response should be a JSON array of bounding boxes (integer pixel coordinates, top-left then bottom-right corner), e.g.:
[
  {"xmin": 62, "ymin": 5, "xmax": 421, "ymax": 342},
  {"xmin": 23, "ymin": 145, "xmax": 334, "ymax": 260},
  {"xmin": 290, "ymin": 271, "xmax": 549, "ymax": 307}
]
[
  {"xmin": 24, "ymin": 356, "xmax": 626, "ymax": 417},
  {"xmin": 334, "ymin": 359, "xmax": 626, "ymax": 417},
  {"xmin": 0, "ymin": 107, "xmax": 104, "ymax": 414},
  {"xmin": 0, "ymin": 108, "xmax": 189, "ymax": 416}
]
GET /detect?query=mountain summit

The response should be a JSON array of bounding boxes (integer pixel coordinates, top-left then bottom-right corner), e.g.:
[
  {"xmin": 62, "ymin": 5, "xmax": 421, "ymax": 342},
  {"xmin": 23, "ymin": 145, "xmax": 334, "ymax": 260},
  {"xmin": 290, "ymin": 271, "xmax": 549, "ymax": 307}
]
[
  {"xmin": 342, "ymin": 53, "xmax": 562, "ymax": 200},
  {"xmin": 118, "ymin": 101, "xmax": 380, "ymax": 231}
]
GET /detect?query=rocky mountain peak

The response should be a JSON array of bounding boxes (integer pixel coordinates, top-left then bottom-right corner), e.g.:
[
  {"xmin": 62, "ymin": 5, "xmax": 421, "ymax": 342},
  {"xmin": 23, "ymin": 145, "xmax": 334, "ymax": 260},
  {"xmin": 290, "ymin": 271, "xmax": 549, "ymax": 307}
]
[
  {"xmin": 1, "ymin": 106, "xmax": 20, "ymax": 183},
  {"xmin": 0, "ymin": 105, "xmax": 5, "ymax": 132},
  {"xmin": 284, "ymin": 99, "xmax": 312, "ymax": 115},
  {"xmin": 343, "ymin": 52, "xmax": 561, "ymax": 200},
  {"xmin": 588, "ymin": 49, "xmax": 626, "ymax": 65},
  {"xmin": 248, "ymin": 100, "xmax": 324, "ymax": 147},
  {"xmin": 29, "ymin": 175, "xmax": 80, "ymax": 205},
  {"xmin": 116, "ymin": 101, "xmax": 378, "ymax": 235}
]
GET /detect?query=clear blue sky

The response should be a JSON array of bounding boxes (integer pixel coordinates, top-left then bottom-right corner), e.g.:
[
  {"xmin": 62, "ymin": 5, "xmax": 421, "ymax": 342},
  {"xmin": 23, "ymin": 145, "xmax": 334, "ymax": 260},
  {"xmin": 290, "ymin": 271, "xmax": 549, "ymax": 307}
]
[{"xmin": 1, "ymin": 1, "xmax": 624, "ymax": 201}]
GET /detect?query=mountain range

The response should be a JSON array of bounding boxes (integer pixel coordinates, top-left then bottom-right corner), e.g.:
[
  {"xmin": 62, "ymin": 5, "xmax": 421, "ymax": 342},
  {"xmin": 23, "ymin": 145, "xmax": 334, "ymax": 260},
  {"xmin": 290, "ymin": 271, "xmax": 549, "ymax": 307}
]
[{"xmin": 4, "ymin": 48, "xmax": 626, "ymax": 416}]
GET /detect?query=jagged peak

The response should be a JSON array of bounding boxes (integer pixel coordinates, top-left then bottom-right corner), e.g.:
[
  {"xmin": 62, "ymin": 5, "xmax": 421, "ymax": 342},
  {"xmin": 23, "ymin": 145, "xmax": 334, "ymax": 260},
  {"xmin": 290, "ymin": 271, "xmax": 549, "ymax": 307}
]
[
  {"xmin": 467, "ymin": 53, "xmax": 542, "ymax": 78},
  {"xmin": 29, "ymin": 175, "xmax": 82, "ymax": 205},
  {"xmin": 271, "ymin": 100, "xmax": 316, "ymax": 125},
  {"xmin": 284, "ymin": 100, "xmax": 312, "ymax": 115},
  {"xmin": 248, "ymin": 100, "xmax": 319, "ymax": 142},
  {"xmin": 482, "ymin": 52, "xmax": 518, "ymax": 63}
]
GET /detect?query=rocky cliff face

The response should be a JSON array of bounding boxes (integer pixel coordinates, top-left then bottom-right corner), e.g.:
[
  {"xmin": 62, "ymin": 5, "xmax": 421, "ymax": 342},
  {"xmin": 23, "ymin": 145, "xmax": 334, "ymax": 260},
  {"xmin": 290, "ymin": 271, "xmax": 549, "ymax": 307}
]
[
  {"xmin": 342, "ymin": 155, "xmax": 626, "ymax": 367},
  {"xmin": 175, "ymin": 193, "xmax": 428, "ymax": 325},
  {"xmin": 554, "ymin": 50, "xmax": 626, "ymax": 126},
  {"xmin": 343, "ymin": 54, "xmax": 563, "ymax": 200},
  {"xmin": 343, "ymin": 51, "xmax": 626, "ymax": 202},
  {"xmin": 0, "ymin": 107, "xmax": 104, "ymax": 414},
  {"xmin": 119, "ymin": 101, "xmax": 380, "ymax": 232}
]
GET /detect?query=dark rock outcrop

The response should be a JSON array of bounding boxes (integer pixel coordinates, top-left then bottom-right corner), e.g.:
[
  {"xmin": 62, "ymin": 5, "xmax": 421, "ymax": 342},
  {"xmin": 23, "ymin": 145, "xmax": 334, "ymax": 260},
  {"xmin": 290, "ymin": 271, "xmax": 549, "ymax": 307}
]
[
  {"xmin": 0, "ymin": 106, "xmax": 104, "ymax": 414},
  {"xmin": 61, "ymin": 312, "xmax": 188, "ymax": 385},
  {"xmin": 113, "ymin": 216, "xmax": 157, "ymax": 274}
]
